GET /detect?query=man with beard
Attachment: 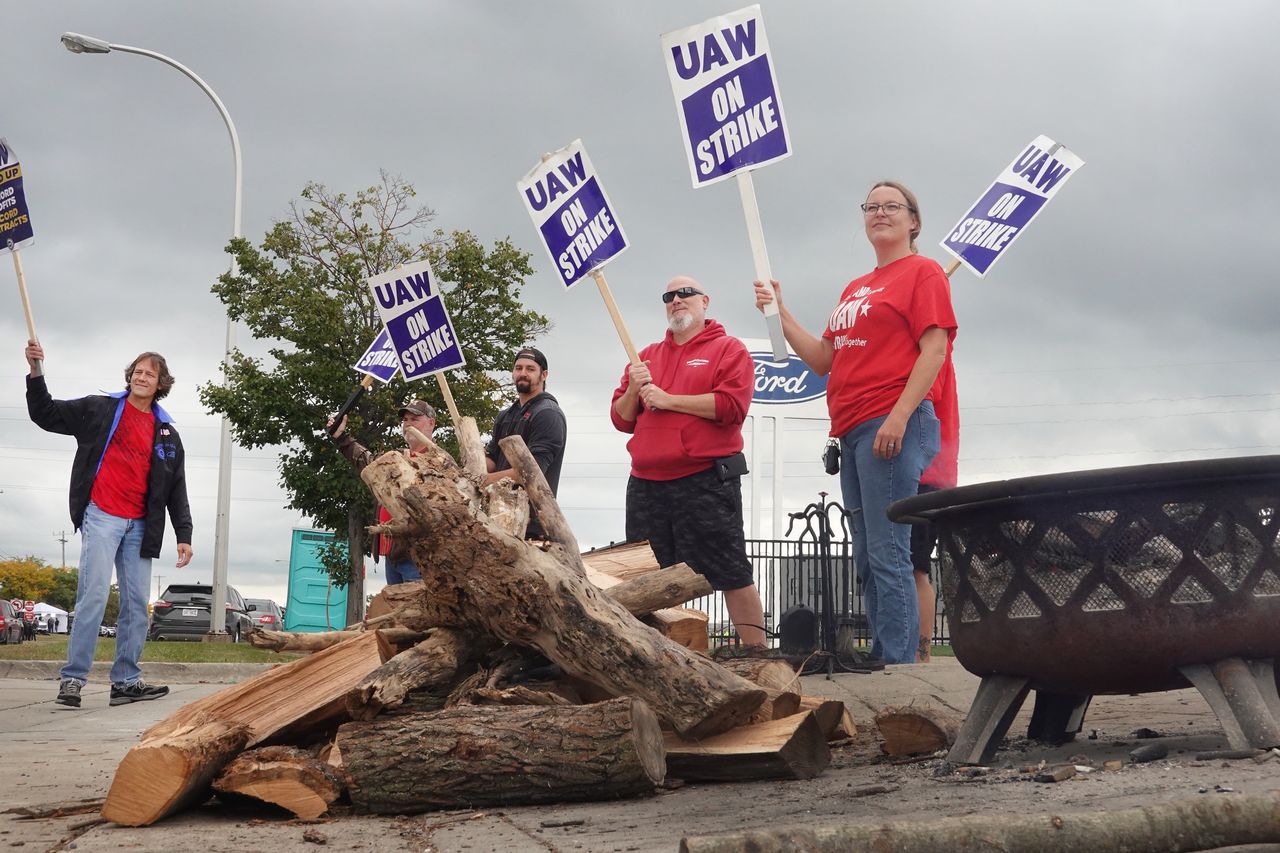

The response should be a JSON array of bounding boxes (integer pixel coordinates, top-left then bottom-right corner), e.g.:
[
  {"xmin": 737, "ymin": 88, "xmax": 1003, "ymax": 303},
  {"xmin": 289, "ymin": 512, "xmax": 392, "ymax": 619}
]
[
  {"xmin": 484, "ymin": 347, "xmax": 567, "ymax": 540},
  {"xmin": 610, "ymin": 277, "xmax": 769, "ymax": 652}
]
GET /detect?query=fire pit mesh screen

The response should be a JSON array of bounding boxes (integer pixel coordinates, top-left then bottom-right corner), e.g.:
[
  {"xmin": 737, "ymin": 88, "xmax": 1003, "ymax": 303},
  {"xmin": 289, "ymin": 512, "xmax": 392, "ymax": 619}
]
[{"xmin": 938, "ymin": 489, "xmax": 1280, "ymax": 626}]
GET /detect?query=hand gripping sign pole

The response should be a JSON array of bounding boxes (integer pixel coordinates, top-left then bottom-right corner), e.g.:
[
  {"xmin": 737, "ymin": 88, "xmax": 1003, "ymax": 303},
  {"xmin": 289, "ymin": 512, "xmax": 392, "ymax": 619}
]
[
  {"xmin": 1, "ymin": 139, "xmax": 40, "ymax": 374},
  {"xmin": 518, "ymin": 140, "xmax": 640, "ymax": 367},
  {"xmin": 941, "ymin": 135, "xmax": 1084, "ymax": 280},
  {"xmin": 661, "ymin": 5, "xmax": 793, "ymax": 361},
  {"xmin": 327, "ymin": 327, "xmax": 401, "ymax": 435}
]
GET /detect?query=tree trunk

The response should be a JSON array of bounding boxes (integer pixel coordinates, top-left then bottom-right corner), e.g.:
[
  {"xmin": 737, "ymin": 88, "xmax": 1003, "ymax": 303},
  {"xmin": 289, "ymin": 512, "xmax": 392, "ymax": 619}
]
[
  {"xmin": 663, "ymin": 711, "xmax": 830, "ymax": 783},
  {"xmin": 678, "ymin": 790, "xmax": 1280, "ymax": 853},
  {"xmin": 483, "ymin": 480, "xmax": 529, "ymax": 539},
  {"xmin": 498, "ymin": 434, "xmax": 583, "ymax": 568},
  {"xmin": 598, "ymin": 563, "xmax": 712, "ymax": 616},
  {"xmin": 345, "ymin": 505, "xmax": 365, "ymax": 628},
  {"xmin": 212, "ymin": 746, "xmax": 344, "ymax": 820},
  {"xmin": 345, "ymin": 627, "xmax": 477, "ymax": 721},
  {"xmin": 454, "ymin": 416, "xmax": 487, "ymax": 481},
  {"xmin": 336, "ymin": 697, "xmax": 665, "ymax": 814},
  {"xmin": 247, "ymin": 625, "xmax": 425, "ymax": 653},
  {"xmin": 361, "ymin": 452, "xmax": 765, "ymax": 737},
  {"xmin": 874, "ymin": 705, "xmax": 962, "ymax": 756},
  {"xmin": 101, "ymin": 720, "xmax": 251, "ymax": 826}
]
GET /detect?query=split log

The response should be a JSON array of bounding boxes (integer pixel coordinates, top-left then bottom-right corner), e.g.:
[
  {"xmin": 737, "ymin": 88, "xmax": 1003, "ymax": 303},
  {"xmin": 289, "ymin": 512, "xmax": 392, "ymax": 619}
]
[
  {"xmin": 212, "ymin": 746, "xmax": 344, "ymax": 820},
  {"xmin": 874, "ymin": 705, "xmax": 962, "ymax": 756},
  {"xmin": 716, "ymin": 659, "xmax": 802, "ymax": 723},
  {"xmin": 103, "ymin": 632, "xmax": 382, "ymax": 826},
  {"xmin": 363, "ymin": 449, "xmax": 764, "ymax": 737},
  {"xmin": 582, "ymin": 539, "xmax": 663, "ymax": 581},
  {"xmin": 101, "ymin": 719, "xmax": 251, "ymax": 826},
  {"xmin": 247, "ymin": 625, "xmax": 425, "ymax": 653},
  {"xmin": 345, "ymin": 627, "xmax": 477, "ymax": 721},
  {"xmin": 679, "ymin": 790, "xmax": 1280, "ymax": 853},
  {"xmin": 797, "ymin": 696, "xmax": 857, "ymax": 740},
  {"xmin": 664, "ymin": 711, "xmax": 830, "ymax": 782},
  {"xmin": 335, "ymin": 697, "xmax": 665, "ymax": 814},
  {"xmin": 649, "ymin": 607, "xmax": 710, "ymax": 652}
]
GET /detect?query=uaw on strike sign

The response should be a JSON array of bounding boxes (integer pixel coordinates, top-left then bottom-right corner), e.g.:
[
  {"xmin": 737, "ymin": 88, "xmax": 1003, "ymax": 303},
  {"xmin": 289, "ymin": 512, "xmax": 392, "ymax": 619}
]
[
  {"xmin": 661, "ymin": 5, "xmax": 791, "ymax": 187},
  {"xmin": 942, "ymin": 135, "xmax": 1084, "ymax": 278},
  {"xmin": 0, "ymin": 139, "xmax": 35, "ymax": 252},
  {"xmin": 367, "ymin": 260, "xmax": 465, "ymax": 382},
  {"xmin": 352, "ymin": 327, "xmax": 400, "ymax": 384},
  {"xmin": 518, "ymin": 139, "xmax": 628, "ymax": 289}
]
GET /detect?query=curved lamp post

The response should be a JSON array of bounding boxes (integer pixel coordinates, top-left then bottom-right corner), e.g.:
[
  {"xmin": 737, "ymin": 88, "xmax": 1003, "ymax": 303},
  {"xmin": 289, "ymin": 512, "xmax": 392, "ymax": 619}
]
[{"xmin": 61, "ymin": 32, "xmax": 240, "ymax": 638}]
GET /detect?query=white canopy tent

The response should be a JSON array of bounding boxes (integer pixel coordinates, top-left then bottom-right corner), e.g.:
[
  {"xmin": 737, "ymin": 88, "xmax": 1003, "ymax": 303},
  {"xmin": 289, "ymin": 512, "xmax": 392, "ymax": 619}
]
[{"xmin": 32, "ymin": 602, "xmax": 68, "ymax": 633}]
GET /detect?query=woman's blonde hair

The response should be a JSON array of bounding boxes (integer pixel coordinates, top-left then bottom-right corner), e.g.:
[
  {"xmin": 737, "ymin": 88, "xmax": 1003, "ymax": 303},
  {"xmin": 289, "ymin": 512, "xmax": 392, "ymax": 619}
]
[{"xmin": 869, "ymin": 180, "xmax": 921, "ymax": 254}]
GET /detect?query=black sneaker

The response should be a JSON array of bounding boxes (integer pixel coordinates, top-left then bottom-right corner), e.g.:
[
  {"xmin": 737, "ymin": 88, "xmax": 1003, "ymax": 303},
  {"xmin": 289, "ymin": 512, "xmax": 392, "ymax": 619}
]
[
  {"xmin": 110, "ymin": 680, "xmax": 169, "ymax": 706},
  {"xmin": 56, "ymin": 679, "xmax": 82, "ymax": 707}
]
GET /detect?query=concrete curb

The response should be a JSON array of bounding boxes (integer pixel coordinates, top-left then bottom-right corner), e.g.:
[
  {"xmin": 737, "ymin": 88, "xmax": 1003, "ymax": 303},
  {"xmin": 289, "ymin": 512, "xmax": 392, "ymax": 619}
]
[{"xmin": 0, "ymin": 660, "xmax": 275, "ymax": 684}]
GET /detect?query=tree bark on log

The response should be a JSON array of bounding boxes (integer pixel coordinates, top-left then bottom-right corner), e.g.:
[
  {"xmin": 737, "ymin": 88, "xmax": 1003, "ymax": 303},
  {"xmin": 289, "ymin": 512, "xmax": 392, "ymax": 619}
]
[
  {"xmin": 247, "ymin": 625, "xmax": 427, "ymax": 654},
  {"xmin": 101, "ymin": 719, "xmax": 251, "ymax": 827},
  {"xmin": 335, "ymin": 697, "xmax": 666, "ymax": 814},
  {"xmin": 345, "ymin": 627, "xmax": 476, "ymax": 721},
  {"xmin": 362, "ymin": 450, "xmax": 764, "ymax": 737},
  {"xmin": 679, "ymin": 790, "xmax": 1280, "ymax": 853},
  {"xmin": 483, "ymin": 480, "xmax": 529, "ymax": 539},
  {"xmin": 212, "ymin": 746, "xmax": 344, "ymax": 820},
  {"xmin": 498, "ymin": 434, "xmax": 583, "ymax": 567},
  {"xmin": 597, "ymin": 563, "xmax": 712, "ymax": 616},
  {"xmin": 874, "ymin": 705, "xmax": 962, "ymax": 756},
  {"xmin": 454, "ymin": 416, "xmax": 487, "ymax": 481},
  {"xmin": 663, "ymin": 711, "xmax": 830, "ymax": 783}
]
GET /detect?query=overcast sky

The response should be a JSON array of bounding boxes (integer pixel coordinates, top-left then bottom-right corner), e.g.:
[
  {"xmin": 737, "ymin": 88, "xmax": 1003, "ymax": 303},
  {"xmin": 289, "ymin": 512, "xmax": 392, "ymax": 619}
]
[{"xmin": 4, "ymin": 1, "xmax": 1278, "ymax": 607}]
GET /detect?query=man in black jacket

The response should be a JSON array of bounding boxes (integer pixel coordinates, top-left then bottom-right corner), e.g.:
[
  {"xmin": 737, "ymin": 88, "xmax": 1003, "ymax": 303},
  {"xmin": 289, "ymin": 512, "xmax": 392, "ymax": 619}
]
[
  {"xmin": 25, "ymin": 341, "xmax": 193, "ymax": 708},
  {"xmin": 484, "ymin": 347, "xmax": 567, "ymax": 540}
]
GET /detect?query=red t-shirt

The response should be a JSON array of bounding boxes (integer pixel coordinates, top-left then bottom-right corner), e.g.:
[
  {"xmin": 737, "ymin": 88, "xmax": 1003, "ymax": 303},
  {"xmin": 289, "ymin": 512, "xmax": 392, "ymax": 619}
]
[
  {"xmin": 822, "ymin": 254, "xmax": 958, "ymax": 440},
  {"xmin": 91, "ymin": 400, "xmax": 155, "ymax": 519}
]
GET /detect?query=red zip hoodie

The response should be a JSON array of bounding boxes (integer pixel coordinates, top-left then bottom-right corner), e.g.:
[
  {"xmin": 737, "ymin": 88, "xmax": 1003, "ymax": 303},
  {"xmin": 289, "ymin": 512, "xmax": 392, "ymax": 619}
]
[{"xmin": 610, "ymin": 319, "xmax": 753, "ymax": 481}]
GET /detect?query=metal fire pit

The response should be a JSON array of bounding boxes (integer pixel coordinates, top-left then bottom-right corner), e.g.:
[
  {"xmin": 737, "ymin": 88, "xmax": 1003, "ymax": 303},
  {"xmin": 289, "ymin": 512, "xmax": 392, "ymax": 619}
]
[{"xmin": 889, "ymin": 455, "xmax": 1280, "ymax": 764}]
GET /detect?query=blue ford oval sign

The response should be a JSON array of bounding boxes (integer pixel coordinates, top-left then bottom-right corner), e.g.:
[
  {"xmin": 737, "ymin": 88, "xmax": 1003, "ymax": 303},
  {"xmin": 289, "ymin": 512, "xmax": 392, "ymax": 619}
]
[{"xmin": 750, "ymin": 350, "xmax": 827, "ymax": 405}]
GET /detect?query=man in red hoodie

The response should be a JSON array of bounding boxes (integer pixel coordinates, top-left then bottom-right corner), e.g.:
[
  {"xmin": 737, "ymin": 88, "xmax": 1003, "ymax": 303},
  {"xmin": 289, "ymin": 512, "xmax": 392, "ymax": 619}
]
[{"xmin": 611, "ymin": 277, "xmax": 768, "ymax": 650}]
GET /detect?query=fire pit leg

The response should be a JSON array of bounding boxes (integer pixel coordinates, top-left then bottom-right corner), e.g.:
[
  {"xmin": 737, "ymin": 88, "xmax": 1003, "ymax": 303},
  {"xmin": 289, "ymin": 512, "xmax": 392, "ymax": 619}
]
[
  {"xmin": 1026, "ymin": 691, "xmax": 1092, "ymax": 745},
  {"xmin": 948, "ymin": 674, "xmax": 1031, "ymax": 766},
  {"xmin": 1246, "ymin": 658, "xmax": 1280, "ymax": 724},
  {"xmin": 1179, "ymin": 658, "xmax": 1280, "ymax": 750}
]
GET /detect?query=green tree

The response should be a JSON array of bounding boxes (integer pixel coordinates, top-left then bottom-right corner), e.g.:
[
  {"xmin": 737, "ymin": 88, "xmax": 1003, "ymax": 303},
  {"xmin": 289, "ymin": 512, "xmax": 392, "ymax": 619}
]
[
  {"xmin": 0, "ymin": 556, "xmax": 55, "ymax": 602},
  {"xmin": 200, "ymin": 173, "xmax": 549, "ymax": 625},
  {"xmin": 45, "ymin": 568, "xmax": 80, "ymax": 612}
]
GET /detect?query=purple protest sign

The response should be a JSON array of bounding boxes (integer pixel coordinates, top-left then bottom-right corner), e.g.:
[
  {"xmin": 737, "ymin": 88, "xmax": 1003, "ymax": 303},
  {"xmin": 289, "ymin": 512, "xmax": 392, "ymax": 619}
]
[
  {"xmin": 661, "ymin": 5, "xmax": 792, "ymax": 188},
  {"xmin": 941, "ymin": 135, "xmax": 1084, "ymax": 278},
  {"xmin": 368, "ymin": 259, "xmax": 465, "ymax": 381},
  {"xmin": 518, "ymin": 140, "xmax": 628, "ymax": 289},
  {"xmin": 0, "ymin": 139, "xmax": 35, "ymax": 253},
  {"xmin": 352, "ymin": 327, "xmax": 400, "ymax": 384}
]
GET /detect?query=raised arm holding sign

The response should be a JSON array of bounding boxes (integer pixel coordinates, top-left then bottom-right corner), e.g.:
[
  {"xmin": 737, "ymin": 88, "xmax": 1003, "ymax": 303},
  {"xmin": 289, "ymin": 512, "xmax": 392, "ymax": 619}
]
[
  {"xmin": 661, "ymin": 5, "xmax": 791, "ymax": 361},
  {"xmin": 518, "ymin": 140, "xmax": 640, "ymax": 366},
  {"xmin": 2, "ymin": 139, "xmax": 41, "ymax": 374}
]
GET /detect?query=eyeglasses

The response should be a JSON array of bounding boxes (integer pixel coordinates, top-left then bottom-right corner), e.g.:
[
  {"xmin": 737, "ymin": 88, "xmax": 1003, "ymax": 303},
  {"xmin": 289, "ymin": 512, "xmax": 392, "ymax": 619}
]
[
  {"xmin": 860, "ymin": 202, "xmax": 914, "ymax": 216},
  {"xmin": 662, "ymin": 286, "xmax": 704, "ymax": 303}
]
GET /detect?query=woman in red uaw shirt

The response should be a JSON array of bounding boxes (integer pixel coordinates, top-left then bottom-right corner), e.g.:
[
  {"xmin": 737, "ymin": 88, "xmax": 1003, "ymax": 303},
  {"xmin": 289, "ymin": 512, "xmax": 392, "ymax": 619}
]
[{"xmin": 755, "ymin": 181, "xmax": 957, "ymax": 665}]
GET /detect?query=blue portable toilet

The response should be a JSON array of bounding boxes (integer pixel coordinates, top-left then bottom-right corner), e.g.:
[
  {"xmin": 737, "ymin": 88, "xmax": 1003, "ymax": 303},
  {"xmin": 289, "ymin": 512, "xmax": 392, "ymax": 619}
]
[{"xmin": 284, "ymin": 528, "xmax": 348, "ymax": 632}]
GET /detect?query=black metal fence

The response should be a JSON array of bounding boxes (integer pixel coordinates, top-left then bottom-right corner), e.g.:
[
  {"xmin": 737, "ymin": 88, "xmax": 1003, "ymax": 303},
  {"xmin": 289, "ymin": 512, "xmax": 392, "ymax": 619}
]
[{"xmin": 687, "ymin": 497, "xmax": 950, "ymax": 650}]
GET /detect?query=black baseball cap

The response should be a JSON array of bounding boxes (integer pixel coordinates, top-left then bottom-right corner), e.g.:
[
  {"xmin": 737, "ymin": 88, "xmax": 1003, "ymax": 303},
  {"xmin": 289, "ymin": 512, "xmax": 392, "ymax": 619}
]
[{"xmin": 514, "ymin": 347, "xmax": 548, "ymax": 371}]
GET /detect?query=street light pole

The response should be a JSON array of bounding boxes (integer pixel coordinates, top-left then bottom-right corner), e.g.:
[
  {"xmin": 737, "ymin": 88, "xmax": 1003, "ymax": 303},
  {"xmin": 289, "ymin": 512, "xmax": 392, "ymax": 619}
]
[{"xmin": 61, "ymin": 32, "xmax": 239, "ymax": 638}]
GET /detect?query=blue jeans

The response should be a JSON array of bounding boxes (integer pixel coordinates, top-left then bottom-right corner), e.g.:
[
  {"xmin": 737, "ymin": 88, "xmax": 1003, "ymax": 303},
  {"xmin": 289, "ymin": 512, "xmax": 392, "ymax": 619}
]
[
  {"xmin": 61, "ymin": 502, "xmax": 152, "ymax": 686},
  {"xmin": 385, "ymin": 556, "xmax": 422, "ymax": 585},
  {"xmin": 839, "ymin": 402, "xmax": 941, "ymax": 664}
]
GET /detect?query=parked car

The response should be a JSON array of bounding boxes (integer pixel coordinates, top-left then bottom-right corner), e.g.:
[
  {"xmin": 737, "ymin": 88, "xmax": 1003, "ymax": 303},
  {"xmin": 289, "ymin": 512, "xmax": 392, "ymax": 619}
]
[
  {"xmin": 98, "ymin": 625, "xmax": 117, "ymax": 638},
  {"xmin": 244, "ymin": 598, "xmax": 284, "ymax": 631},
  {"xmin": 0, "ymin": 600, "xmax": 23, "ymax": 645},
  {"xmin": 149, "ymin": 584, "xmax": 254, "ymax": 642}
]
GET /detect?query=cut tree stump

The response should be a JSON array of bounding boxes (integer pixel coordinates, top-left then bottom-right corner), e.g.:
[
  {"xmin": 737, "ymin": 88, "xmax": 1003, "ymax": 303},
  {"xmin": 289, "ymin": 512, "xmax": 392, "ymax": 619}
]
[
  {"xmin": 102, "ymin": 631, "xmax": 383, "ymax": 826},
  {"xmin": 679, "ymin": 790, "xmax": 1280, "ymax": 853},
  {"xmin": 361, "ymin": 446, "xmax": 765, "ymax": 737},
  {"xmin": 797, "ymin": 696, "xmax": 857, "ymax": 740},
  {"xmin": 335, "ymin": 697, "xmax": 665, "ymax": 813},
  {"xmin": 663, "ymin": 711, "xmax": 830, "ymax": 782},
  {"xmin": 212, "ymin": 746, "xmax": 344, "ymax": 820},
  {"xmin": 874, "ymin": 705, "xmax": 962, "ymax": 756}
]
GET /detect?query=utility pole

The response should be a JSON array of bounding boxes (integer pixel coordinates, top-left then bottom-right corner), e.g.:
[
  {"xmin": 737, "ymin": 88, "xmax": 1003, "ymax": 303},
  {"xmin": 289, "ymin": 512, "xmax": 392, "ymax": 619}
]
[
  {"xmin": 155, "ymin": 575, "xmax": 165, "ymax": 601},
  {"xmin": 53, "ymin": 530, "xmax": 68, "ymax": 568}
]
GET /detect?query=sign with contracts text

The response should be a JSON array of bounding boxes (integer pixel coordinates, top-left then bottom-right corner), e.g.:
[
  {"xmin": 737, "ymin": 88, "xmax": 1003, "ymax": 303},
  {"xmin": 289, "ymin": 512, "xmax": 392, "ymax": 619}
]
[
  {"xmin": 941, "ymin": 135, "xmax": 1084, "ymax": 278},
  {"xmin": 352, "ymin": 327, "xmax": 400, "ymax": 384},
  {"xmin": 367, "ymin": 260, "xmax": 465, "ymax": 382},
  {"xmin": 518, "ymin": 139, "xmax": 628, "ymax": 289},
  {"xmin": 661, "ymin": 5, "xmax": 792, "ymax": 187},
  {"xmin": 0, "ymin": 139, "xmax": 35, "ymax": 253}
]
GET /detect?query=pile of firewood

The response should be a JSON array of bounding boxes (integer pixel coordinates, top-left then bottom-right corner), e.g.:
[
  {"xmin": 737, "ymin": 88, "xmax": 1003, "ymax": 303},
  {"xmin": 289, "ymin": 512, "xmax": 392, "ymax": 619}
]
[{"xmin": 99, "ymin": 424, "xmax": 855, "ymax": 826}]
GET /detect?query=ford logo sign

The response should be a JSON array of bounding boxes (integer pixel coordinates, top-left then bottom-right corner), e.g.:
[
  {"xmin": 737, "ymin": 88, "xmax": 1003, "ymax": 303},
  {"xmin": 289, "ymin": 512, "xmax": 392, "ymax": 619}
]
[{"xmin": 750, "ymin": 351, "xmax": 827, "ymax": 405}]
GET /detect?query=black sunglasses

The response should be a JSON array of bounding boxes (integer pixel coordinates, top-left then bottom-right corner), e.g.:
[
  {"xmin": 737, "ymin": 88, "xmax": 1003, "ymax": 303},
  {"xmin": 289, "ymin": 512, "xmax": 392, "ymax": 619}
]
[{"xmin": 662, "ymin": 286, "xmax": 704, "ymax": 304}]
